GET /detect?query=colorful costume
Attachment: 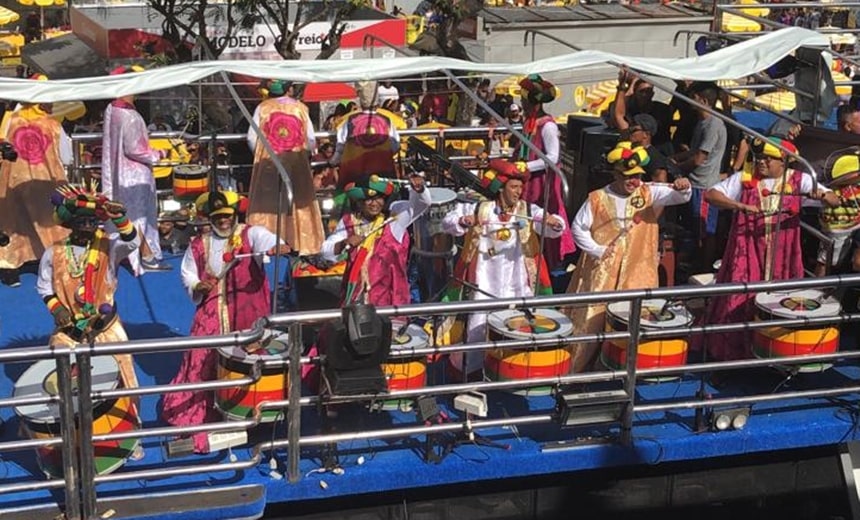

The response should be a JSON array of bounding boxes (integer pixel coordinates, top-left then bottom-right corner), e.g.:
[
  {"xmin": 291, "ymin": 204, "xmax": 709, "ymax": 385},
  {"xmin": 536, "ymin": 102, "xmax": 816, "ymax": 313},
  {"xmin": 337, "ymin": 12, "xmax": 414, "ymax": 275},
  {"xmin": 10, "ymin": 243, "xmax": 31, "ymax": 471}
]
[
  {"xmin": 101, "ymin": 98, "xmax": 163, "ymax": 275},
  {"xmin": 819, "ymin": 153, "xmax": 860, "ymax": 267},
  {"xmin": 706, "ymin": 167, "xmax": 809, "ymax": 360},
  {"xmin": 162, "ymin": 191, "xmax": 281, "ymax": 453},
  {"xmin": 320, "ymin": 176, "xmax": 431, "ymax": 306},
  {"xmin": 566, "ymin": 143, "xmax": 690, "ymax": 372},
  {"xmin": 247, "ymin": 89, "xmax": 324, "ymax": 255},
  {"xmin": 0, "ymin": 103, "xmax": 71, "ymax": 271},
  {"xmin": 332, "ymin": 109, "xmax": 400, "ymax": 189},
  {"xmin": 36, "ymin": 183, "xmax": 141, "ymax": 392},
  {"xmin": 516, "ymin": 74, "xmax": 576, "ymax": 271},
  {"xmin": 441, "ymin": 160, "xmax": 566, "ymax": 374}
]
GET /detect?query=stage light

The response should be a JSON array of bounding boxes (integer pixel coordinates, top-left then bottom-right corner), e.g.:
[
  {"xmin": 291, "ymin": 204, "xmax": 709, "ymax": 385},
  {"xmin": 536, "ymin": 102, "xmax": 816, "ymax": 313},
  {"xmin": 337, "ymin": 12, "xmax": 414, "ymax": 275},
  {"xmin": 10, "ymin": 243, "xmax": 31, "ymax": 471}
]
[
  {"xmin": 556, "ymin": 389, "xmax": 628, "ymax": 428},
  {"xmin": 319, "ymin": 303, "xmax": 392, "ymax": 395},
  {"xmin": 708, "ymin": 406, "xmax": 751, "ymax": 432}
]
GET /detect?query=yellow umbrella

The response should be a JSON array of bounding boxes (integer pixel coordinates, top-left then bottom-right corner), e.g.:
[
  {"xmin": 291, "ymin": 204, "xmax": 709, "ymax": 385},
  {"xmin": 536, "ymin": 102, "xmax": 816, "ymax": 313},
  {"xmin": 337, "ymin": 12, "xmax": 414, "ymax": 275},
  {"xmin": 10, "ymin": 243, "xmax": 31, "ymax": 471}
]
[
  {"xmin": 584, "ymin": 80, "xmax": 618, "ymax": 115},
  {"xmin": 722, "ymin": 12, "xmax": 762, "ymax": 33},
  {"xmin": 51, "ymin": 101, "xmax": 86, "ymax": 123},
  {"xmin": 17, "ymin": 0, "xmax": 65, "ymax": 6},
  {"xmin": 0, "ymin": 7, "xmax": 19, "ymax": 26},
  {"xmin": 754, "ymin": 91, "xmax": 795, "ymax": 112},
  {"xmin": 494, "ymin": 75, "xmax": 525, "ymax": 98}
]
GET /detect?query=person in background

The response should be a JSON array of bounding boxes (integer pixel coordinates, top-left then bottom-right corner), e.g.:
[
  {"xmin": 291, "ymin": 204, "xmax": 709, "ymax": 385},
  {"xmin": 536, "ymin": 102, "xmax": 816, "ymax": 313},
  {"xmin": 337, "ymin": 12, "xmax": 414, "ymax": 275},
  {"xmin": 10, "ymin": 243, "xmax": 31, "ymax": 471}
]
[
  {"xmin": 441, "ymin": 159, "xmax": 566, "ymax": 379},
  {"xmin": 0, "ymin": 79, "xmax": 72, "ymax": 287},
  {"xmin": 704, "ymin": 137, "xmax": 839, "ymax": 361},
  {"xmin": 101, "ymin": 65, "xmax": 171, "ymax": 274},
  {"xmin": 610, "ymin": 70, "xmax": 674, "ymax": 153},
  {"xmin": 838, "ymin": 104, "xmax": 860, "ymax": 135},
  {"xmin": 162, "ymin": 190, "xmax": 290, "ymax": 454},
  {"xmin": 312, "ymin": 141, "xmax": 338, "ymax": 190},
  {"xmin": 816, "ymin": 152, "xmax": 860, "ymax": 277},
  {"xmin": 246, "ymin": 79, "xmax": 324, "ymax": 255},
  {"xmin": 565, "ymin": 142, "xmax": 691, "ymax": 372}
]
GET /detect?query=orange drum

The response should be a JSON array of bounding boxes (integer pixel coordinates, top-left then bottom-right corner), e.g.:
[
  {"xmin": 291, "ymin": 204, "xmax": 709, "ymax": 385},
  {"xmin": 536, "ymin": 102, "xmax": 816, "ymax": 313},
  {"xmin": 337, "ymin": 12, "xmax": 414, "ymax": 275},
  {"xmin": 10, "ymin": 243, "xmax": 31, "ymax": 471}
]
[
  {"xmin": 753, "ymin": 290, "xmax": 841, "ymax": 373},
  {"xmin": 216, "ymin": 335, "xmax": 288, "ymax": 422},
  {"xmin": 173, "ymin": 164, "xmax": 210, "ymax": 201},
  {"xmin": 381, "ymin": 324, "xmax": 429, "ymax": 411},
  {"xmin": 485, "ymin": 309, "xmax": 573, "ymax": 396},
  {"xmin": 602, "ymin": 299, "xmax": 691, "ymax": 378},
  {"xmin": 14, "ymin": 356, "xmax": 140, "ymax": 477}
]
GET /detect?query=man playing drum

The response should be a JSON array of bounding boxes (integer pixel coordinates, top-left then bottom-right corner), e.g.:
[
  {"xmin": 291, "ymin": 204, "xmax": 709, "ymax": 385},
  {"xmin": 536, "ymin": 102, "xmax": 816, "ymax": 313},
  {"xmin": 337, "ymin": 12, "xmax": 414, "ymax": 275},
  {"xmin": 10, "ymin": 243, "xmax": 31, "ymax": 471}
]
[
  {"xmin": 320, "ymin": 173, "xmax": 429, "ymax": 307},
  {"xmin": 330, "ymin": 81, "xmax": 401, "ymax": 189},
  {"xmin": 441, "ymin": 159, "xmax": 566, "ymax": 379},
  {"xmin": 704, "ymin": 137, "xmax": 839, "ymax": 361},
  {"xmin": 815, "ymin": 152, "xmax": 860, "ymax": 276},
  {"xmin": 162, "ymin": 190, "xmax": 291, "ymax": 454},
  {"xmin": 36, "ymin": 183, "xmax": 142, "ymax": 451},
  {"xmin": 566, "ymin": 142, "xmax": 691, "ymax": 372},
  {"xmin": 102, "ymin": 65, "xmax": 171, "ymax": 275}
]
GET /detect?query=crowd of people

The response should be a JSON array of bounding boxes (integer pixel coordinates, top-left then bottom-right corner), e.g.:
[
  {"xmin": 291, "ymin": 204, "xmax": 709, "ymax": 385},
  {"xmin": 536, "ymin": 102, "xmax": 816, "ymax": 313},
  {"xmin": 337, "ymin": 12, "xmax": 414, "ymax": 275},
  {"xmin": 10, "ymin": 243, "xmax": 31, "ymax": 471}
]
[{"xmin": 1, "ymin": 62, "xmax": 859, "ymax": 451}]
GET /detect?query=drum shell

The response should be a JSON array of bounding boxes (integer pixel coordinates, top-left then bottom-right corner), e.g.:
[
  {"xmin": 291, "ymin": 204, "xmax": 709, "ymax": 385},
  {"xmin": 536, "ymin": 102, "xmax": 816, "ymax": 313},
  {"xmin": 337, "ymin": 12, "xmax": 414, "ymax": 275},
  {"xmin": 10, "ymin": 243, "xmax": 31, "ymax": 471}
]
[
  {"xmin": 216, "ymin": 350, "xmax": 288, "ymax": 422},
  {"xmin": 381, "ymin": 326, "xmax": 429, "ymax": 410},
  {"xmin": 753, "ymin": 291, "xmax": 841, "ymax": 373},
  {"xmin": 413, "ymin": 187, "xmax": 457, "ymax": 254},
  {"xmin": 601, "ymin": 308, "xmax": 689, "ymax": 374},
  {"xmin": 16, "ymin": 358, "xmax": 140, "ymax": 478},
  {"xmin": 485, "ymin": 309, "xmax": 573, "ymax": 396},
  {"xmin": 173, "ymin": 165, "xmax": 210, "ymax": 201}
]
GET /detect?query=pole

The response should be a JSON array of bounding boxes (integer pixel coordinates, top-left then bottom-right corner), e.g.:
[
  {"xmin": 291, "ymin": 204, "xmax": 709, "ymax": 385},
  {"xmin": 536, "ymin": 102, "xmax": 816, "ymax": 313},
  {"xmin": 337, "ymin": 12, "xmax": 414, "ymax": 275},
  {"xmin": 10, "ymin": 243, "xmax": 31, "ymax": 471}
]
[
  {"xmin": 620, "ymin": 297, "xmax": 642, "ymax": 446},
  {"xmin": 77, "ymin": 350, "xmax": 98, "ymax": 519},
  {"xmin": 287, "ymin": 322, "xmax": 302, "ymax": 483},
  {"xmin": 56, "ymin": 353, "xmax": 81, "ymax": 520}
]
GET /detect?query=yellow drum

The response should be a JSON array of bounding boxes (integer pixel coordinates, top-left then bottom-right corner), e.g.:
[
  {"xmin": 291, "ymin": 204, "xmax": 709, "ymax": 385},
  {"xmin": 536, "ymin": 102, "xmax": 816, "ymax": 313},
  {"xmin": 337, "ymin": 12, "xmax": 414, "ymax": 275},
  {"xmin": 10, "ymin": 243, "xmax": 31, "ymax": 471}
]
[
  {"xmin": 216, "ymin": 335, "xmax": 288, "ymax": 422},
  {"xmin": 14, "ymin": 356, "xmax": 140, "ymax": 477},
  {"xmin": 150, "ymin": 138, "xmax": 190, "ymax": 186},
  {"xmin": 485, "ymin": 309, "xmax": 573, "ymax": 395},
  {"xmin": 602, "ymin": 299, "xmax": 691, "ymax": 378},
  {"xmin": 173, "ymin": 164, "xmax": 210, "ymax": 201},
  {"xmin": 381, "ymin": 324, "xmax": 429, "ymax": 411},
  {"xmin": 753, "ymin": 290, "xmax": 841, "ymax": 373}
]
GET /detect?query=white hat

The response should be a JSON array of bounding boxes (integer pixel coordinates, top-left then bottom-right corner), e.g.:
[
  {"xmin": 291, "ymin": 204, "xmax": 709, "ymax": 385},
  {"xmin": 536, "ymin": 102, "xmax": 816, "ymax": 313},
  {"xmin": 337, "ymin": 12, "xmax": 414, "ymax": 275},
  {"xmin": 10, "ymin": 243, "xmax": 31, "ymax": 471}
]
[{"xmin": 509, "ymin": 103, "xmax": 520, "ymax": 112}]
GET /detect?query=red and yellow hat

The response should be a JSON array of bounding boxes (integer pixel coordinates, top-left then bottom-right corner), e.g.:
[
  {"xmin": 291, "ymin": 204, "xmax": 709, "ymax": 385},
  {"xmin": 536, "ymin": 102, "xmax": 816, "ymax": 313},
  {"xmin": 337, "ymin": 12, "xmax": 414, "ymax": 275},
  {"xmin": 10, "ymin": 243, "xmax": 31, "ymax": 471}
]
[
  {"xmin": 195, "ymin": 190, "xmax": 248, "ymax": 218},
  {"xmin": 50, "ymin": 182, "xmax": 110, "ymax": 228},
  {"xmin": 606, "ymin": 141, "xmax": 650, "ymax": 175},
  {"xmin": 345, "ymin": 174, "xmax": 396, "ymax": 201},
  {"xmin": 829, "ymin": 153, "xmax": 860, "ymax": 188},
  {"xmin": 481, "ymin": 159, "xmax": 530, "ymax": 194},
  {"xmin": 751, "ymin": 136, "xmax": 797, "ymax": 159}
]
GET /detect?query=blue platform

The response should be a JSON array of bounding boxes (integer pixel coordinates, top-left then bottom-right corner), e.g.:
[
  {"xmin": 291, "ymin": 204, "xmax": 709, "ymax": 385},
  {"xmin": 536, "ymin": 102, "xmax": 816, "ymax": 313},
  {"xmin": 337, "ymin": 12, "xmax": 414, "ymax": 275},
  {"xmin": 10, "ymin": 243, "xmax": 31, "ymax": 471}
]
[{"xmin": 0, "ymin": 253, "xmax": 859, "ymax": 519}]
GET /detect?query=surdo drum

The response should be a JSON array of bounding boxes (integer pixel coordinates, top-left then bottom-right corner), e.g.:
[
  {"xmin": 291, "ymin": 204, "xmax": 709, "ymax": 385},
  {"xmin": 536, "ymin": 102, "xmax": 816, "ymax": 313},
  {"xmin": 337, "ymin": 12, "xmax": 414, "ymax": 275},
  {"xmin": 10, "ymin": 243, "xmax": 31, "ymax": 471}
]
[
  {"xmin": 380, "ymin": 323, "xmax": 430, "ymax": 410},
  {"xmin": 216, "ymin": 334, "xmax": 289, "ymax": 422},
  {"xmin": 602, "ymin": 299, "xmax": 692, "ymax": 377},
  {"xmin": 173, "ymin": 164, "xmax": 211, "ymax": 201},
  {"xmin": 753, "ymin": 290, "xmax": 841, "ymax": 373},
  {"xmin": 485, "ymin": 309, "xmax": 573, "ymax": 395},
  {"xmin": 14, "ymin": 356, "xmax": 140, "ymax": 477}
]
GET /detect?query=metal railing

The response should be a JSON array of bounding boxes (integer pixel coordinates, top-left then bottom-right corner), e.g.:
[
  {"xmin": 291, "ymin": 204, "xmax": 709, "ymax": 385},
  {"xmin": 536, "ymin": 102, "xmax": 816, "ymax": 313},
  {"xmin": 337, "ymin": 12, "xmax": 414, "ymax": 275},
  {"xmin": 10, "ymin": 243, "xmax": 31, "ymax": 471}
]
[{"xmin": 3, "ymin": 270, "xmax": 860, "ymax": 518}]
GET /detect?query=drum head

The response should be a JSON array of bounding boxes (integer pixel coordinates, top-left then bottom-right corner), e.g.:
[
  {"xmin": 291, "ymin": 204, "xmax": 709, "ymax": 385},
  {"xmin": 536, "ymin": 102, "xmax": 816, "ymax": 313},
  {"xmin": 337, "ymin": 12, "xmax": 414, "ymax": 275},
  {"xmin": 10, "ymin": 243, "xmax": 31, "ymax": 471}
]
[
  {"xmin": 219, "ymin": 332, "xmax": 289, "ymax": 362},
  {"xmin": 14, "ymin": 356, "xmax": 118, "ymax": 424},
  {"xmin": 174, "ymin": 164, "xmax": 210, "ymax": 176},
  {"xmin": 457, "ymin": 189, "xmax": 486, "ymax": 204},
  {"xmin": 487, "ymin": 309, "xmax": 573, "ymax": 339},
  {"xmin": 755, "ymin": 290, "xmax": 841, "ymax": 319},
  {"xmin": 391, "ymin": 323, "xmax": 430, "ymax": 351},
  {"xmin": 429, "ymin": 187, "xmax": 457, "ymax": 206},
  {"xmin": 606, "ymin": 299, "xmax": 693, "ymax": 328}
]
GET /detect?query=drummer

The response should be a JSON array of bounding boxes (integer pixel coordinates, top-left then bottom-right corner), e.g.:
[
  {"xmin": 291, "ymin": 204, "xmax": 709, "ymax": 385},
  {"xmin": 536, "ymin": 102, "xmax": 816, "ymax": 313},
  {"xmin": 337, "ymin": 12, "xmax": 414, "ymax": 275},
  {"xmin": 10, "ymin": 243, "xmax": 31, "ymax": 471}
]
[
  {"xmin": 704, "ymin": 137, "xmax": 839, "ymax": 361},
  {"xmin": 441, "ymin": 159, "xmax": 566, "ymax": 379},
  {"xmin": 162, "ymin": 190, "xmax": 291, "ymax": 454},
  {"xmin": 565, "ymin": 142, "xmax": 691, "ymax": 372},
  {"xmin": 815, "ymin": 152, "xmax": 860, "ymax": 276},
  {"xmin": 36, "ymin": 183, "xmax": 142, "ymax": 420},
  {"xmin": 320, "ymin": 173, "xmax": 429, "ymax": 308}
]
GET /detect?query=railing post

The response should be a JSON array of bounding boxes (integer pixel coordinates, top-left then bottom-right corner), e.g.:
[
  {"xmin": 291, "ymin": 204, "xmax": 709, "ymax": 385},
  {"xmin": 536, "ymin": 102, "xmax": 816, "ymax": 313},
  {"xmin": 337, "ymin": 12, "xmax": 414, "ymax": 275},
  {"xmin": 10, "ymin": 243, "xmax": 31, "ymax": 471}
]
[
  {"xmin": 77, "ymin": 350, "xmax": 98, "ymax": 518},
  {"xmin": 56, "ymin": 353, "xmax": 82, "ymax": 520},
  {"xmin": 287, "ymin": 322, "xmax": 302, "ymax": 483},
  {"xmin": 620, "ymin": 297, "xmax": 642, "ymax": 446}
]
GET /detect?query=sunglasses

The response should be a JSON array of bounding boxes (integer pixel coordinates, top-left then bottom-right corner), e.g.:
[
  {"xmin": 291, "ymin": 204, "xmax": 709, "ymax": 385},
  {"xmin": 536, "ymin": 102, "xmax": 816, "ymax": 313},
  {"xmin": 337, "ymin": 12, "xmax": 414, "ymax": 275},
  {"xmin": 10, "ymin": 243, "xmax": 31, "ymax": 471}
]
[{"xmin": 753, "ymin": 155, "xmax": 776, "ymax": 164}]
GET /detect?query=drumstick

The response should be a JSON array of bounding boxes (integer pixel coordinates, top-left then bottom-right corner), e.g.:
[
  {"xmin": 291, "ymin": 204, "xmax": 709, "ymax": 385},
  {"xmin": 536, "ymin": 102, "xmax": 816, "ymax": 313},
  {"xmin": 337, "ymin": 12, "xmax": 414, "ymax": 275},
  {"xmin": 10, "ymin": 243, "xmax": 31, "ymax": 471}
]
[
  {"xmin": 343, "ymin": 216, "xmax": 396, "ymax": 252},
  {"xmin": 760, "ymin": 189, "xmax": 807, "ymax": 197}
]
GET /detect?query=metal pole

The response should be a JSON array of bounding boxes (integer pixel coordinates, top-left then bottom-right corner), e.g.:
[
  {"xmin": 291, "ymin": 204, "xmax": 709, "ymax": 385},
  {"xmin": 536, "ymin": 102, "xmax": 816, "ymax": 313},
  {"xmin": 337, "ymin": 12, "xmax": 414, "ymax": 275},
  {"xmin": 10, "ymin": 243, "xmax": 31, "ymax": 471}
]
[
  {"xmin": 286, "ymin": 322, "xmax": 302, "ymax": 483},
  {"xmin": 620, "ymin": 297, "xmax": 642, "ymax": 446},
  {"xmin": 55, "ymin": 353, "xmax": 81, "ymax": 520},
  {"xmin": 77, "ymin": 351, "xmax": 97, "ymax": 519}
]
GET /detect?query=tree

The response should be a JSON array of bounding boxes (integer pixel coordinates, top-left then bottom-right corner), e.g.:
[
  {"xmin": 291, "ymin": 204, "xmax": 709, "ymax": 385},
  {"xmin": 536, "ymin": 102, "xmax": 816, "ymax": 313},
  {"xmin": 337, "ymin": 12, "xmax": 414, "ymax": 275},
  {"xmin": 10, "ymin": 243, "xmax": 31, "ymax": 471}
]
[
  {"xmin": 410, "ymin": 0, "xmax": 483, "ymax": 61},
  {"xmin": 146, "ymin": 0, "xmax": 240, "ymax": 63}
]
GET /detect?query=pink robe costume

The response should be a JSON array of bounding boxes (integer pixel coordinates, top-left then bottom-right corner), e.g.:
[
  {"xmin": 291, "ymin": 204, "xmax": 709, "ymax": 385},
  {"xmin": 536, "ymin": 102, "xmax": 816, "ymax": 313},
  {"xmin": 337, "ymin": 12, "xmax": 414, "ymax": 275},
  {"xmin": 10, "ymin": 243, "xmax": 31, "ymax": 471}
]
[
  {"xmin": 340, "ymin": 213, "xmax": 411, "ymax": 307},
  {"xmin": 706, "ymin": 169, "xmax": 804, "ymax": 361},
  {"xmin": 161, "ymin": 225, "xmax": 271, "ymax": 453},
  {"xmin": 520, "ymin": 115, "xmax": 576, "ymax": 270},
  {"xmin": 101, "ymin": 100, "xmax": 162, "ymax": 274},
  {"xmin": 335, "ymin": 110, "xmax": 399, "ymax": 189}
]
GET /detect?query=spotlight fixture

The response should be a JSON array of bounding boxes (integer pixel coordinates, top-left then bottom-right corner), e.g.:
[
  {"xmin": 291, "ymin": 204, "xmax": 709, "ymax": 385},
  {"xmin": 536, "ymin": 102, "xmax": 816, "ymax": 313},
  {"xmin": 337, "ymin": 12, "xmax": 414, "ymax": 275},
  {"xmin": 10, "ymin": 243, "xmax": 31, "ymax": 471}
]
[
  {"xmin": 708, "ymin": 406, "xmax": 751, "ymax": 432},
  {"xmin": 556, "ymin": 389, "xmax": 628, "ymax": 428}
]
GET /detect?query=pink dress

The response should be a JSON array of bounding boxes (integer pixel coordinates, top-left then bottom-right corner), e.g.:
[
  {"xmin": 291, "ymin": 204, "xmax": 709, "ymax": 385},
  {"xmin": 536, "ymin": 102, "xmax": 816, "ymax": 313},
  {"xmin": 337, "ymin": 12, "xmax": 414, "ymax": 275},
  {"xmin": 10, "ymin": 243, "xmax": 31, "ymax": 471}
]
[
  {"xmin": 161, "ymin": 226, "xmax": 271, "ymax": 453},
  {"xmin": 706, "ymin": 170, "xmax": 804, "ymax": 361}
]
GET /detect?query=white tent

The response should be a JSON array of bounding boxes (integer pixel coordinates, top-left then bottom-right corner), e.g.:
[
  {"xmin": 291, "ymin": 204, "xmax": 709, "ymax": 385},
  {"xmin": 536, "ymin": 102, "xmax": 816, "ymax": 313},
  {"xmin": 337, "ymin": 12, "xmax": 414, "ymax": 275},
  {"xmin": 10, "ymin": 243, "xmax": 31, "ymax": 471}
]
[{"xmin": 0, "ymin": 27, "xmax": 829, "ymax": 104}]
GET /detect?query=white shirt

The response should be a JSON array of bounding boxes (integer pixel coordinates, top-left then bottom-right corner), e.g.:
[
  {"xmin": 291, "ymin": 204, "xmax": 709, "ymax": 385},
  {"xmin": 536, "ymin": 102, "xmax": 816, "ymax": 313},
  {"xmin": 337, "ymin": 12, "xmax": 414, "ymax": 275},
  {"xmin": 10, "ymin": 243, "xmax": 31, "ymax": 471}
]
[
  {"xmin": 320, "ymin": 187, "xmax": 431, "ymax": 262},
  {"xmin": 712, "ymin": 170, "xmax": 826, "ymax": 201},
  {"xmin": 525, "ymin": 119, "xmax": 559, "ymax": 173},
  {"xmin": 572, "ymin": 184, "xmax": 691, "ymax": 259},
  {"xmin": 180, "ymin": 225, "xmax": 281, "ymax": 304},
  {"xmin": 377, "ymin": 84, "xmax": 399, "ymax": 103}
]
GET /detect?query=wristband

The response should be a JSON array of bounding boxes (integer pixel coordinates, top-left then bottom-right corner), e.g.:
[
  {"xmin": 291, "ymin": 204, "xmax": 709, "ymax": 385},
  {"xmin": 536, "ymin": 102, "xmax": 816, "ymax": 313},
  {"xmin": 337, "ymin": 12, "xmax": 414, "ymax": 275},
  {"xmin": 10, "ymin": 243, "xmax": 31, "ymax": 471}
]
[
  {"xmin": 46, "ymin": 296, "xmax": 64, "ymax": 315},
  {"xmin": 112, "ymin": 214, "xmax": 134, "ymax": 235}
]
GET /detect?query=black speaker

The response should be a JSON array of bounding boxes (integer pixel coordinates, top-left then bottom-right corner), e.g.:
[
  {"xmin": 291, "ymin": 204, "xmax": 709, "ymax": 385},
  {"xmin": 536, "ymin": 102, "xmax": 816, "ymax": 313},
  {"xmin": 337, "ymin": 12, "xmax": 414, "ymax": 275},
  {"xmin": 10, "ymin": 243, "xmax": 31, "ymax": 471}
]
[
  {"xmin": 566, "ymin": 115, "xmax": 606, "ymax": 152},
  {"xmin": 319, "ymin": 305, "xmax": 392, "ymax": 395},
  {"xmin": 580, "ymin": 125, "xmax": 620, "ymax": 167}
]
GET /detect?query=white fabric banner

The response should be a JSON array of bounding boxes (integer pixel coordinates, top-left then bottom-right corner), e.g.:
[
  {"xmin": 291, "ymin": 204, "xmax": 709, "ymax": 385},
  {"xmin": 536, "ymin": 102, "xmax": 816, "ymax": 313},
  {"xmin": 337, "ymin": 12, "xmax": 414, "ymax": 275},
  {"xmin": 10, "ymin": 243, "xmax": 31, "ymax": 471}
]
[{"xmin": 2, "ymin": 27, "xmax": 828, "ymax": 103}]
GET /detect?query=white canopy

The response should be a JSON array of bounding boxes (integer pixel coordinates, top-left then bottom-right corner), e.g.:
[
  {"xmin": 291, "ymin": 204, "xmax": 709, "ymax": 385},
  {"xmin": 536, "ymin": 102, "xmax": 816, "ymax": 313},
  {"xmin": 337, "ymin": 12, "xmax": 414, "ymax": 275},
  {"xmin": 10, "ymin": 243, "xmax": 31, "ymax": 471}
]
[{"xmin": 3, "ymin": 27, "xmax": 829, "ymax": 103}]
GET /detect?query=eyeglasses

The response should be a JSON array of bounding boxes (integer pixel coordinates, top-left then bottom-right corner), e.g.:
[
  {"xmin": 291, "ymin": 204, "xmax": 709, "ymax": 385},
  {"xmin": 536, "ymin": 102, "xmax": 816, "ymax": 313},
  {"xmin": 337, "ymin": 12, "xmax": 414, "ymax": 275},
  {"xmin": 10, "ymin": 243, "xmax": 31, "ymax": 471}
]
[{"xmin": 753, "ymin": 155, "xmax": 776, "ymax": 164}]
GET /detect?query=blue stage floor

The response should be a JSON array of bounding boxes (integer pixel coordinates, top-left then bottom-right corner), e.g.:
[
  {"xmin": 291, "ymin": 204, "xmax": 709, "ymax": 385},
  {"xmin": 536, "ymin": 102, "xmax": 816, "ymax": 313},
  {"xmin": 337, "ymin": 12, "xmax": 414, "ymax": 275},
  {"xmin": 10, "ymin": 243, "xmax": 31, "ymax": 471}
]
[{"xmin": 0, "ymin": 254, "xmax": 859, "ymax": 519}]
